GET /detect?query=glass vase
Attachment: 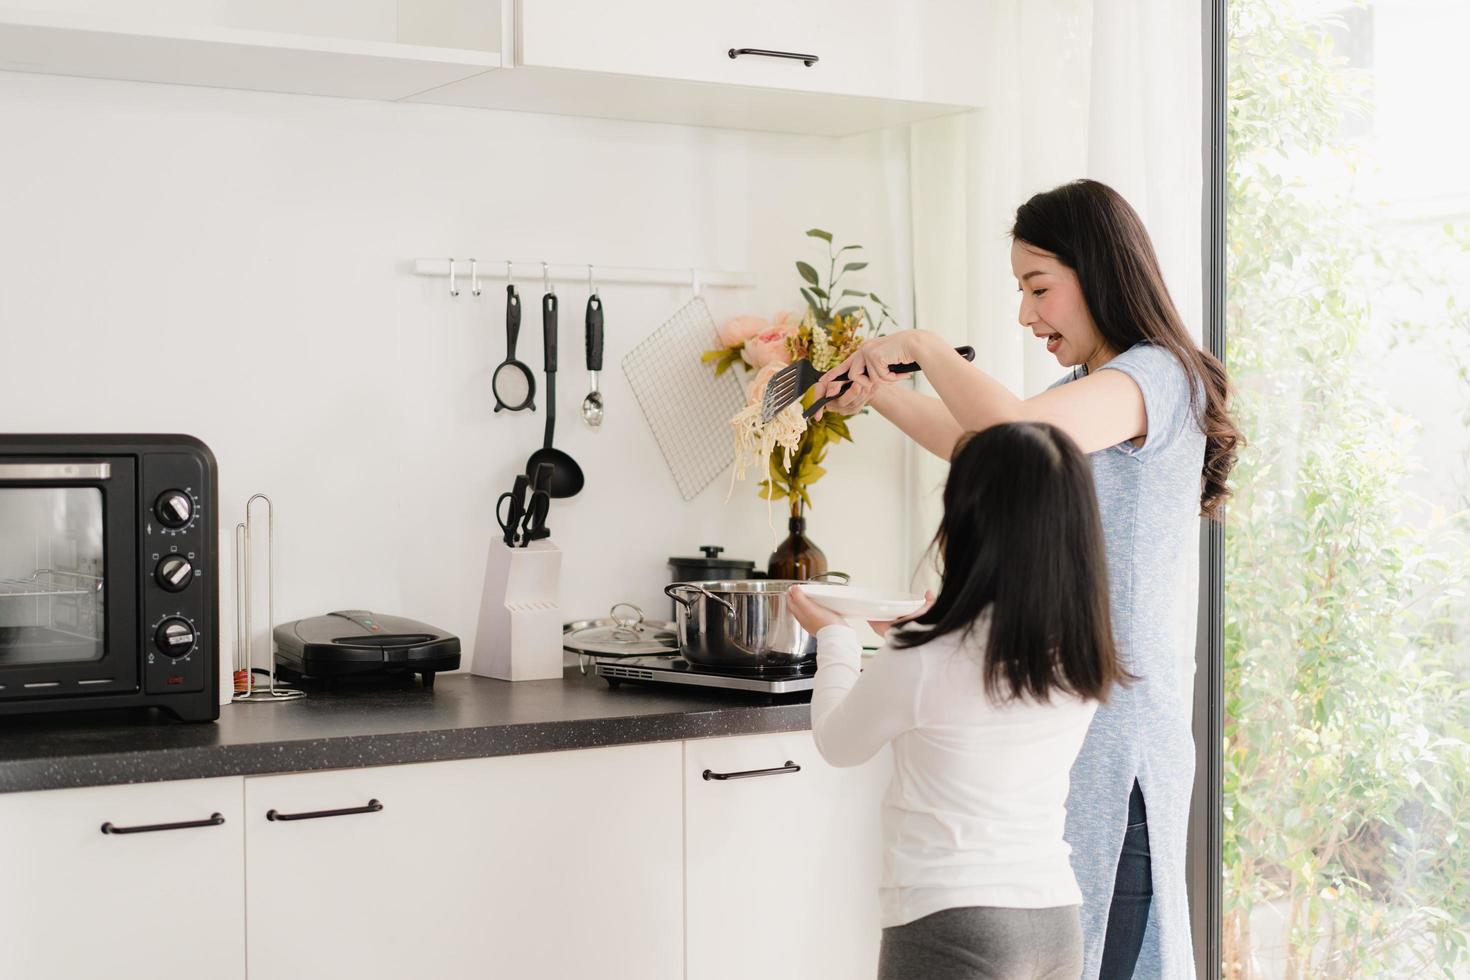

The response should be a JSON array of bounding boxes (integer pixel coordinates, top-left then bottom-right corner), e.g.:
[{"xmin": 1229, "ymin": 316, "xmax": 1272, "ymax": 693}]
[{"xmin": 767, "ymin": 498, "xmax": 827, "ymax": 580}]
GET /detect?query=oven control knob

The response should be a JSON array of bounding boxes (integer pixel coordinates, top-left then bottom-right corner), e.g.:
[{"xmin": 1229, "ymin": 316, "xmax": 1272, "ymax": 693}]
[
  {"xmin": 155, "ymin": 491, "xmax": 194, "ymax": 529},
  {"xmin": 154, "ymin": 618, "xmax": 197, "ymax": 658},
  {"xmin": 155, "ymin": 555, "xmax": 194, "ymax": 593}
]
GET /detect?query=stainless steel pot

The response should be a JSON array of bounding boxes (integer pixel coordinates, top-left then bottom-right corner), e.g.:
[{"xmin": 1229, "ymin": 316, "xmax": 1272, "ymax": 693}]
[{"xmin": 664, "ymin": 573, "xmax": 849, "ymax": 672}]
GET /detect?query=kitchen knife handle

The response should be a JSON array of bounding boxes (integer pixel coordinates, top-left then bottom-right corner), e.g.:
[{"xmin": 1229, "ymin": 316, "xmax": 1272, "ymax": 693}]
[
  {"xmin": 804, "ymin": 346, "xmax": 975, "ymax": 419},
  {"xmin": 586, "ymin": 295, "xmax": 604, "ymax": 372},
  {"xmin": 542, "ymin": 292, "xmax": 558, "ymax": 373}
]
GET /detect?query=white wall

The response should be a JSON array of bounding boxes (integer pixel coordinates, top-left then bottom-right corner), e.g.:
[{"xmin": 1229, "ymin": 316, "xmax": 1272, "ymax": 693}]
[{"xmin": 0, "ymin": 71, "xmax": 914, "ymax": 671}]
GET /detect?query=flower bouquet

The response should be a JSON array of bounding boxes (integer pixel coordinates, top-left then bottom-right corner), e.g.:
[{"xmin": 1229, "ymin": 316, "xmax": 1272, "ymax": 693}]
[{"xmin": 703, "ymin": 229, "xmax": 897, "ymax": 575}]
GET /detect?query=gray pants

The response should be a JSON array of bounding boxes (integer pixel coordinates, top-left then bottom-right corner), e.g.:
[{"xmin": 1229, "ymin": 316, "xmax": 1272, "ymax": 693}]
[{"xmin": 878, "ymin": 906, "xmax": 1083, "ymax": 980}]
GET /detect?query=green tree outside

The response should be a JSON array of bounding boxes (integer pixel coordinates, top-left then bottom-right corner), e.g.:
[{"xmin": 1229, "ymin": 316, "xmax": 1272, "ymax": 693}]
[{"xmin": 1224, "ymin": 1, "xmax": 1470, "ymax": 976}]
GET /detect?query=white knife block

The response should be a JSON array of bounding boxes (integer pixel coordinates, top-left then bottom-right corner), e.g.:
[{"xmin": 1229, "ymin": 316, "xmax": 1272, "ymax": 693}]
[{"xmin": 473, "ymin": 538, "xmax": 563, "ymax": 681}]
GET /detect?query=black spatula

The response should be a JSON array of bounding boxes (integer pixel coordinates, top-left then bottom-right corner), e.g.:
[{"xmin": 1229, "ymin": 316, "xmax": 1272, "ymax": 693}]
[{"xmin": 760, "ymin": 345, "xmax": 975, "ymax": 423}]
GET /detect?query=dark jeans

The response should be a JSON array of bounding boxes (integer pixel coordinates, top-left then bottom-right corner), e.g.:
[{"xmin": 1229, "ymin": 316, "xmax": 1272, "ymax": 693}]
[{"xmin": 1098, "ymin": 780, "xmax": 1152, "ymax": 979}]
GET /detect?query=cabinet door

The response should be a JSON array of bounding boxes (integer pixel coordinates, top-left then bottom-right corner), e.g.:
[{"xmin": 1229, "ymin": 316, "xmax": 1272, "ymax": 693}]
[
  {"xmin": 0, "ymin": 777, "xmax": 246, "ymax": 980},
  {"xmin": 517, "ymin": 0, "xmax": 934, "ymax": 102},
  {"xmin": 685, "ymin": 732, "xmax": 889, "ymax": 980},
  {"xmin": 245, "ymin": 744, "xmax": 683, "ymax": 980}
]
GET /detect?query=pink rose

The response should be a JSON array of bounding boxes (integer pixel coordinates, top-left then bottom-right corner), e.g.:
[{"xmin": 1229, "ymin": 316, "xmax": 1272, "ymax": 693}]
[
  {"xmin": 741, "ymin": 321, "xmax": 798, "ymax": 369},
  {"xmin": 717, "ymin": 315, "xmax": 769, "ymax": 349},
  {"xmin": 771, "ymin": 310, "xmax": 802, "ymax": 331}
]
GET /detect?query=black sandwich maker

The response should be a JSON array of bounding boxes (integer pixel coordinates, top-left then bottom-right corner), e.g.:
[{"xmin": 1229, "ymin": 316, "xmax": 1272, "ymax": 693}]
[{"xmin": 273, "ymin": 610, "xmax": 461, "ymax": 690}]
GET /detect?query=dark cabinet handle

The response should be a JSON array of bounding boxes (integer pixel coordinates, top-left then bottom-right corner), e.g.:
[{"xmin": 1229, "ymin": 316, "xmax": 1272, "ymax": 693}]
[
  {"xmin": 100, "ymin": 812, "xmax": 225, "ymax": 835},
  {"xmin": 266, "ymin": 799, "xmax": 383, "ymax": 822},
  {"xmin": 703, "ymin": 761, "xmax": 801, "ymax": 781},
  {"xmin": 728, "ymin": 48, "xmax": 819, "ymax": 67}
]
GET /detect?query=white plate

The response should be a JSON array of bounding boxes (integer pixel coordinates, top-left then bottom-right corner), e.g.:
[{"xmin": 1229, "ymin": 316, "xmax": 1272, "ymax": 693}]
[{"xmin": 796, "ymin": 583, "xmax": 925, "ymax": 620}]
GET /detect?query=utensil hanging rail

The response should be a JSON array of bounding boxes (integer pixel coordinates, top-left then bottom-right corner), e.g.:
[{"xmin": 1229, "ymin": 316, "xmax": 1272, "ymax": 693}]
[{"xmin": 413, "ymin": 259, "xmax": 755, "ymax": 295}]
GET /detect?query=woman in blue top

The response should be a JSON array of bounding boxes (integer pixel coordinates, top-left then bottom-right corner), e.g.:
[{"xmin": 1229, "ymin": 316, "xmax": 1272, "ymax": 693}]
[{"xmin": 815, "ymin": 179, "xmax": 1240, "ymax": 979}]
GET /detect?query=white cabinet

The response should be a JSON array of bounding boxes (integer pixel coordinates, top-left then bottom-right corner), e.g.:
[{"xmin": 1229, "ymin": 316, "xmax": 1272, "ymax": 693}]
[
  {"xmin": 0, "ymin": 777, "xmax": 245, "ymax": 980},
  {"xmin": 0, "ymin": 1, "xmax": 501, "ymax": 101},
  {"xmin": 410, "ymin": 0, "xmax": 988, "ymax": 135},
  {"xmin": 244, "ymin": 743, "xmax": 684, "ymax": 980},
  {"xmin": 0, "ymin": 0, "xmax": 986, "ymax": 133},
  {"xmin": 684, "ymin": 732, "xmax": 890, "ymax": 980},
  {"xmin": 517, "ymin": 0, "xmax": 920, "ymax": 101}
]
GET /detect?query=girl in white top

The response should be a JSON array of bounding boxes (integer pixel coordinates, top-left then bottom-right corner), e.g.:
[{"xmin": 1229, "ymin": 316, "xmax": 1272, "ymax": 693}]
[{"xmin": 788, "ymin": 421, "xmax": 1128, "ymax": 980}]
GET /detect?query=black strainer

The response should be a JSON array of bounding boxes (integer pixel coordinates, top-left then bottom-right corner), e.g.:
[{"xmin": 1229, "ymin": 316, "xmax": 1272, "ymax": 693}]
[{"xmin": 493, "ymin": 283, "xmax": 536, "ymax": 413}]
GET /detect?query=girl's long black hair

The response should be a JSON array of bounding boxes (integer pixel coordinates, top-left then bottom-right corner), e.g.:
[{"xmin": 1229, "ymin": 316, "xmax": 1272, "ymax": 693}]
[
  {"xmin": 1013, "ymin": 179, "xmax": 1240, "ymax": 520},
  {"xmin": 891, "ymin": 422, "xmax": 1127, "ymax": 704}
]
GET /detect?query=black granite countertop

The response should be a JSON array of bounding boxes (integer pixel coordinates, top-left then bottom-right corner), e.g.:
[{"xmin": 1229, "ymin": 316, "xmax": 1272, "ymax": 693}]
[{"xmin": 0, "ymin": 670, "xmax": 813, "ymax": 794}]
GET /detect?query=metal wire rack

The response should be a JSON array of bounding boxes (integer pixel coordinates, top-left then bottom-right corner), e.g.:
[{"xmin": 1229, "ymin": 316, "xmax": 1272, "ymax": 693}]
[{"xmin": 0, "ymin": 570, "xmax": 101, "ymax": 598}]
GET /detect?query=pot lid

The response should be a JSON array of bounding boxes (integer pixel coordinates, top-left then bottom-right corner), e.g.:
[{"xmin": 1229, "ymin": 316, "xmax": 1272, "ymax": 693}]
[
  {"xmin": 563, "ymin": 603, "xmax": 678, "ymax": 657},
  {"xmin": 668, "ymin": 545, "xmax": 755, "ymax": 570}
]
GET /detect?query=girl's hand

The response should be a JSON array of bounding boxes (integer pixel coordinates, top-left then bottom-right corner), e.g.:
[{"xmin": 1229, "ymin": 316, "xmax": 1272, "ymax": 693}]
[
  {"xmin": 868, "ymin": 590, "xmax": 935, "ymax": 638},
  {"xmin": 786, "ymin": 586, "xmax": 847, "ymax": 634}
]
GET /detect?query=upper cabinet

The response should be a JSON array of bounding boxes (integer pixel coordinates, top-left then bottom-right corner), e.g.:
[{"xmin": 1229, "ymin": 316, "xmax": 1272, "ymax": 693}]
[
  {"xmin": 517, "ymin": 0, "xmax": 974, "ymax": 104},
  {"xmin": 411, "ymin": 0, "xmax": 990, "ymax": 134},
  {"xmin": 0, "ymin": 0, "xmax": 502, "ymax": 101},
  {"xmin": 0, "ymin": 0, "xmax": 988, "ymax": 134}
]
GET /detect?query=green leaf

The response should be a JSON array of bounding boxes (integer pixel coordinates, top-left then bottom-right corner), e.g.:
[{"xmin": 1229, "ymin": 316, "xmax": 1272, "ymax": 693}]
[
  {"xmin": 795, "ymin": 261, "xmax": 820, "ymax": 286},
  {"xmin": 834, "ymin": 305, "xmax": 861, "ymax": 319},
  {"xmin": 867, "ymin": 292, "xmax": 885, "ymax": 306},
  {"xmin": 841, "ymin": 261, "xmax": 869, "ymax": 274},
  {"xmin": 800, "ymin": 287, "xmax": 824, "ymax": 316},
  {"xmin": 839, "ymin": 289, "xmax": 867, "ymax": 299},
  {"xmin": 836, "ymin": 244, "xmax": 864, "ymax": 254},
  {"xmin": 804, "ymin": 228, "xmax": 833, "ymax": 243}
]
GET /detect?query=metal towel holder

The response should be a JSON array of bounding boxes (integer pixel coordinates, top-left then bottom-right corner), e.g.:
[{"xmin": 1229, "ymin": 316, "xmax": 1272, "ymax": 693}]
[{"xmin": 233, "ymin": 493, "xmax": 304, "ymax": 703}]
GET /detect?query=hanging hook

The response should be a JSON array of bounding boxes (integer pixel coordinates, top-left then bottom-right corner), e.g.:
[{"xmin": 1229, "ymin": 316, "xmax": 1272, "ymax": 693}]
[
  {"xmin": 469, "ymin": 258, "xmax": 481, "ymax": 297},
  {"xmin": 587, "ymin": 264, "xmax": 597, "ymax": 297},
  {"xmin": 448, "ymin": 258, "xmax": 459, "ymax": 298},
  {"xmin": 690, "ymin": 267, "xmax": 702, "ymax": 297},
  {"xmin": 506, "ymin": 260, "xmax": 514, "ymax": 288},
  {"xmin": 543, "ymin": 261, "xmax": 554, "ymax": 295}
]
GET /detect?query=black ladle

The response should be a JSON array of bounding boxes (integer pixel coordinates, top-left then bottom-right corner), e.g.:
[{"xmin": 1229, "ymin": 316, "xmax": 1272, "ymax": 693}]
[
  {"xmin": 525, "ymin": 291, "xmax": 585, "ymax": 498},
  {"xmin": 493, "ymin": 284, "xmax": 535, "ymax": 413}
]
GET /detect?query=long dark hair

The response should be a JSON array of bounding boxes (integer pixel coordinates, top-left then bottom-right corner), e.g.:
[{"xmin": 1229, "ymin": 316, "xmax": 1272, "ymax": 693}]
[
  {"xmin": 892, "ymin": 422, "xmax": 1127, "ymax": 704},
  {"xmin": 1012, "ymin": 179, "xmax": 1240, "ymax": 520}
]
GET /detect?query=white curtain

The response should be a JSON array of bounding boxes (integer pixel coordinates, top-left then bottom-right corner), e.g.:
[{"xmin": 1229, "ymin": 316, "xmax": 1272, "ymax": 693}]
[{"xmin": 905, "ymin": 0, "xmax": 1203, "ymax": 712}]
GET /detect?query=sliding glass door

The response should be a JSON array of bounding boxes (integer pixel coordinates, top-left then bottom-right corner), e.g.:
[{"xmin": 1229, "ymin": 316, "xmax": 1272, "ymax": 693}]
[{"xmin": 1220, "ymin": 1, "xmax": 1470, "ymax": 976}]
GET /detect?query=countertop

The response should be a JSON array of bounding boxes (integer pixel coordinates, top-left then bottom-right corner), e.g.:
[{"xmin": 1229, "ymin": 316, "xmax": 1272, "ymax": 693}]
[{"xmin": 0, "ymin": 669, "xmax": 813, "ymax": 794}]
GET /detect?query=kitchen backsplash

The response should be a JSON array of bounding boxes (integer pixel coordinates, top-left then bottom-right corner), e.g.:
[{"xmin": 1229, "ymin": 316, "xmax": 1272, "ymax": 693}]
[{"xmin": 0, "ymin": 70, "xmax": 919, "ymax": 664}]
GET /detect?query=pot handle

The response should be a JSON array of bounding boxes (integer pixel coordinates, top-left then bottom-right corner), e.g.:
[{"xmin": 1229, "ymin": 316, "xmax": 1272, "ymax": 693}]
[
  {"xmin": 665, "ymin": 582, "xmax": 737, "ymax": 621},
  {"xmin": 810, "ymin": 571, "xmax": 851, "ymax": 584}
]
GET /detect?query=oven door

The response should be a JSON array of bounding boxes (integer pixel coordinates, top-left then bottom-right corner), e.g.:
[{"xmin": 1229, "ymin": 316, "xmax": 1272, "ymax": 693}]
[{"xmin": 0, "ymin": 459, "xmax": 139, "ymax": 701}]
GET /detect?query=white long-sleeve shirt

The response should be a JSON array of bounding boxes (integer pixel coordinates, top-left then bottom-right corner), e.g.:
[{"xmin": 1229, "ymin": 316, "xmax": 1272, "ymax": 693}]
[{"xmin": 811, "ymin": 623, "xmax": 1098, "ymax": 928}]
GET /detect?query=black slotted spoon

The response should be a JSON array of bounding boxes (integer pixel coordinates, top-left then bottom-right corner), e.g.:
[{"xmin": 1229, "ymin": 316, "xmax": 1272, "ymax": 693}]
[{"xmin": 761, "ymin": 345, "xmax": 976, "ymax": 422}]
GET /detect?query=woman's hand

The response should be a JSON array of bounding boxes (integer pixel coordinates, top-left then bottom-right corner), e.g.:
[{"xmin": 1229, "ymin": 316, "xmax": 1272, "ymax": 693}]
[
  {"xmin": 811, "ymin": 331, "xmax": 936, "ymax": 420},
  {"xmin": 868, "ymin": 590, "xmax": 935, "ymax": 638},
  {"xmin": 786, "ymin": 586, "xmax": 847, "ymax": 634},
  {"xmin": 811, "ymin": 373, "xmax": 877, "ymax": 420}
]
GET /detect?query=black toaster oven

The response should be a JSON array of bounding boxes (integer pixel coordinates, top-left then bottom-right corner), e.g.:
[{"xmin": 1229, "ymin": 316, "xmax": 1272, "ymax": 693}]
[{"xmin": 0, "ymin": 435, "xmax": 218, "ymax": 722}]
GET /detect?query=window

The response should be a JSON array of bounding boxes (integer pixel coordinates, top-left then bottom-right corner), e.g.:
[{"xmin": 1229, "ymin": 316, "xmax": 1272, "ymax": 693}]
[{"xmin": 1223, "ymin": 1, "xmax": 1470, "ymax": 976}]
